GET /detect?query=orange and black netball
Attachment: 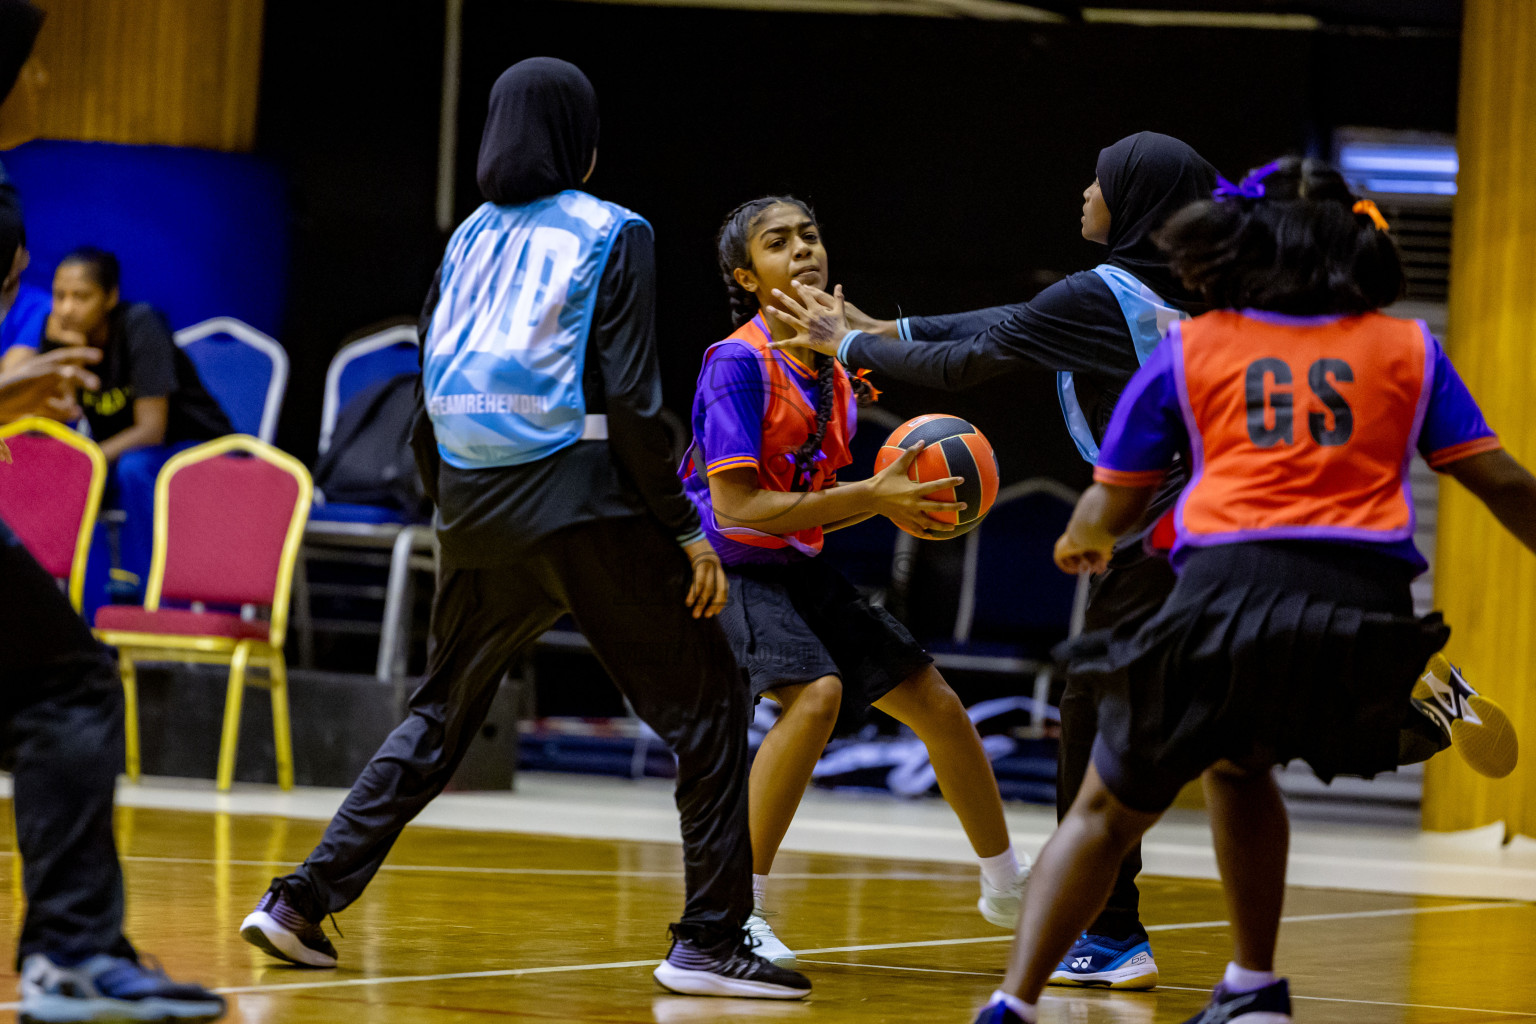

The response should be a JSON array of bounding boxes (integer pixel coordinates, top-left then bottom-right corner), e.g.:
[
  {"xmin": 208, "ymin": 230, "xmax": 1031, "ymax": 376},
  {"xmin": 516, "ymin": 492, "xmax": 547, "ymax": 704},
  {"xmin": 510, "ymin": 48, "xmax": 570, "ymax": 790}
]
[{"xmin": 874, "ymin": 414, "xmax": 1000, "ymax": 539}]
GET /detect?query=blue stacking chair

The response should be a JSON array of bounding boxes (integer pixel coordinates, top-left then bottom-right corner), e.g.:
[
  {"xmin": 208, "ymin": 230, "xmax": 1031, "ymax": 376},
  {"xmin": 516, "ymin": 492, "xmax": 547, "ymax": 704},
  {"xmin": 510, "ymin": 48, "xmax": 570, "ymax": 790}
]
[
  {"xmin": 295, "ymin": 324, "xmax": 432, "ymax": 681},
  {"xmin": 174, "ymin": 317, "xmax": 288, "ymax": 443},
  {"xmin": 312, "ymin": 324, "xmax": 423, "ymax": 525}
]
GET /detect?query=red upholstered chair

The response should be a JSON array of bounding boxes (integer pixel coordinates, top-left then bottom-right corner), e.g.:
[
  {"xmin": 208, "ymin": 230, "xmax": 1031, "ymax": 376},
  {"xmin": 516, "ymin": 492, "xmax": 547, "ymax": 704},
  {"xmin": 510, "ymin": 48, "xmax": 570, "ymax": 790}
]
[
  {"xmin": 0, "ymin": 417, "xmax": 107, "ymax": 613},
  {"xmin": 95, "ymin": 435, "xmax": 312, "ymax": 790}
]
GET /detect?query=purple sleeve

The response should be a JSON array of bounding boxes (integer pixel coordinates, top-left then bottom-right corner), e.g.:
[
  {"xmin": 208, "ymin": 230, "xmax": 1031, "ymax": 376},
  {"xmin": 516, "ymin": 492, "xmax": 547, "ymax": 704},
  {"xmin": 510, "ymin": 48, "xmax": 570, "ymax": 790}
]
[
  {"xmin": 1417, "ymin": 334, "xmax": 1502, "ymax": 469},
  {"xmin": 1093, "ymin": 334, "xmax": 1186, "ymax": 488},
  {"xmin": 694, "ymin": 341, "xmax": 767, "ymax": 476}
]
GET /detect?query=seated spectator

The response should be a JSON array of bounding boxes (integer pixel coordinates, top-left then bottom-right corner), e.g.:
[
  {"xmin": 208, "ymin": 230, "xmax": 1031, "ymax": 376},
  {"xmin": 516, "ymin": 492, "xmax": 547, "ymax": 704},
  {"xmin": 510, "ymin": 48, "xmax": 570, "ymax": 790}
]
[
  {"xmin": 27, "ymin": 247, "xmax": 231, "ymax": 605},
  {"xmin": 37, "ymin": 247, "xmax": 230, "ymax": 460}
]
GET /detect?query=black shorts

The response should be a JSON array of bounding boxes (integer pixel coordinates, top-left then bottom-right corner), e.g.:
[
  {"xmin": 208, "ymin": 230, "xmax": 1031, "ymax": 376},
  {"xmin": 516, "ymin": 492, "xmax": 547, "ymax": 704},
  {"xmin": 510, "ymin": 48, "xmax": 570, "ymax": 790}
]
[
  {"xmin": 717, "ymin": 557, "xmax": 932, "ymax": 715},
  {"xmin": 1063, "ymin": 541, "xmax": 1450, "ymax": 813}
]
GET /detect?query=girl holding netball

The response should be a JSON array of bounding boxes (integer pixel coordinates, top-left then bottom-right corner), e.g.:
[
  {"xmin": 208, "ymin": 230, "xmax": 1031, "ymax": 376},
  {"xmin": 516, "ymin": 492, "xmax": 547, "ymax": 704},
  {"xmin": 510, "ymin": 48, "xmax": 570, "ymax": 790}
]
[
  {"xmin": 775, "ymin": 133, "xmax": 1517, "ymax": 993},
  {"xmin": 681, "ymin": 196, "xmax": 1030, "ymax": 966},
  {"xmin": 971, "ymin": 157, "xmax": 1536, "ymax": 1024}
]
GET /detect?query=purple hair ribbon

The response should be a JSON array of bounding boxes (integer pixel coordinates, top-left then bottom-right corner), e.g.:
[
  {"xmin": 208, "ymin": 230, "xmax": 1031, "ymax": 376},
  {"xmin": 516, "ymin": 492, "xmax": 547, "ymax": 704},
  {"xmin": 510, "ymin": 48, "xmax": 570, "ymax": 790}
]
[{"xmin": 1213, "ymin": 159, "xmax": 1284, "ymax": 201}]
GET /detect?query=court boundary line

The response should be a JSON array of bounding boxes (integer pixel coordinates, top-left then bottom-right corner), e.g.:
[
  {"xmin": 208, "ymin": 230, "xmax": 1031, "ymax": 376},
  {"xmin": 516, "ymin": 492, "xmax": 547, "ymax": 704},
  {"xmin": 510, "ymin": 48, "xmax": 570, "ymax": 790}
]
[
  {"xmin": 797, "ymin": 960, "xmax": 1536, "ymax": 1018},
  {"xmin": 1, "ymin": 898, "xmax": 1510, "ymax": 1010},
  {"xmin": 0, "ymin": 849, "xmax": 970, "ymax": 883}
]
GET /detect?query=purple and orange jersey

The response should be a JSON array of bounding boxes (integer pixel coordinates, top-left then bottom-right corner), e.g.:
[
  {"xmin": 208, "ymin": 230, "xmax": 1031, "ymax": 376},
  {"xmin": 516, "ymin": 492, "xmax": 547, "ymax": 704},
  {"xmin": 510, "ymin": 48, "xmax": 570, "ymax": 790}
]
[
  {"xmin": 1094, "ymin": 309, "xmax": 1500, "ymax": 571},
  {"xmin": 680, "ymin": 315, "xmax": 857, "ymax": 566}
]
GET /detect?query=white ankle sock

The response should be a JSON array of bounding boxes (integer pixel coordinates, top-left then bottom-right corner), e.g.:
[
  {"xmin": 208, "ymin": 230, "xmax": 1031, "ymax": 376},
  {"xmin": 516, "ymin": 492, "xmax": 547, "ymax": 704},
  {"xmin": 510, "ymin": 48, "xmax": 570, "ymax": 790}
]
[
  {"xmin": 1223, "ymin": 961, "xmax": 1278, "ymax": 993},
  {"xmin": 752, "ymin": 873, "xmax": 768, "ymax": 914},
  {"xmin": 979, "ymin": 846, "xmax": 1021, "ymax": 890},
  {"xmin": 988, "ymin": 989, "xmax": 1036, "ymax": 1021}
]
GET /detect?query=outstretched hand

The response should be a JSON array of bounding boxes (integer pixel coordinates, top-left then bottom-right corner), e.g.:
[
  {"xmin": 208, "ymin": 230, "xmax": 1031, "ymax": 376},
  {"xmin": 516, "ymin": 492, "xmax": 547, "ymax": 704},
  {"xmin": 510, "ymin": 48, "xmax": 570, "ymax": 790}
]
[
  {"xmin": 766, "ymin": 281, "xmax": 848, "ymax": 358},
  {"xmin": 0, "ymin": 346, "xmax": 102, "ymax": 425}
]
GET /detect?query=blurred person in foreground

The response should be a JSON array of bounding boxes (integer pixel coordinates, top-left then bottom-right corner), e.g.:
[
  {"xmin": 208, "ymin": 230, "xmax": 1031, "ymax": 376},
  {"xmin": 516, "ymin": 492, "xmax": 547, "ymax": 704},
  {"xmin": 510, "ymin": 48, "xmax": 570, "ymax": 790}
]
[{"xmin": 0, "ymin": 3, "xmax": 226, "ymax": 1020}]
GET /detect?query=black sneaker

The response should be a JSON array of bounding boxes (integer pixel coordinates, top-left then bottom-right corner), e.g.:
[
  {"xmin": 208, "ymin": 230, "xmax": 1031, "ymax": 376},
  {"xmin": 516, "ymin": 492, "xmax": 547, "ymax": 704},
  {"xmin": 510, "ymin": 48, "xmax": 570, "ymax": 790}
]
[
  {"xmin": 1182, "ymin": 979, "xmax": 1292, "ymax": 1023},
  {"xmin": 239, "ymin": 881, "xmax": 338, "ymax": 968},
  {"xmin": 652, "ymin": 929, "xmax": 811, "ymax": 999}
]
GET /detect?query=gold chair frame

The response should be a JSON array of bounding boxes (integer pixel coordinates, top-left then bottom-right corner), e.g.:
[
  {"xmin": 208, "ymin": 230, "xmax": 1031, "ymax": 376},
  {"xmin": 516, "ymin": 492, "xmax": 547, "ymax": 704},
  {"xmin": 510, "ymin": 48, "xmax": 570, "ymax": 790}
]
[{"xmin": 94, "ymin": 435, "xmax": 312, "ymax": 790}]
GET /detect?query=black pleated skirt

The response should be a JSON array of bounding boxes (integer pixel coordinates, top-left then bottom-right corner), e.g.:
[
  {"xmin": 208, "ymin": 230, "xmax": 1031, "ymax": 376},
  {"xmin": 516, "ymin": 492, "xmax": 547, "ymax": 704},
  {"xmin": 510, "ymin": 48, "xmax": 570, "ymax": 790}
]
[{"xmin": 1060, "ymin": 541, "xmax": 1450, "ymax": 813}]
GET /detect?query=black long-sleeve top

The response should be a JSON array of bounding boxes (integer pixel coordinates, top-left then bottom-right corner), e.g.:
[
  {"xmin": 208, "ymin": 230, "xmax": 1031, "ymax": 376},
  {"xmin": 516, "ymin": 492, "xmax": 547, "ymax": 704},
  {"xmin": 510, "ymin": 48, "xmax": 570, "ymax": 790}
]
[
  {"xmin": 838, "ymin": 270, "xmax": 1188, "ymax": 547},
  {"xmin": 411, "ymin": 221, "xmax": 701, "ymax": 569}
]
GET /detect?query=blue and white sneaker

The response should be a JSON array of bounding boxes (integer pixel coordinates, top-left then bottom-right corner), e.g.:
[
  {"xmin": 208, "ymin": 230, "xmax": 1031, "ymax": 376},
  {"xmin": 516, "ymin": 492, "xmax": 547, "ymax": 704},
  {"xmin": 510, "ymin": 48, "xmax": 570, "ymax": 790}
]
[
  {"xmin": 1048, "ymin": 929, "xmax": 1159, "ymax": 989},
  {"xmin": 19, "ymin": 953, "xmax": 226, "ymax": 1023},
  {"xmin": 1181, "ymin": 979, "xmax": 1291, "ymax": 1023},
  {"xmin": 1415, "ymin": 653, "xmax": 1519, "ymax": 779}
]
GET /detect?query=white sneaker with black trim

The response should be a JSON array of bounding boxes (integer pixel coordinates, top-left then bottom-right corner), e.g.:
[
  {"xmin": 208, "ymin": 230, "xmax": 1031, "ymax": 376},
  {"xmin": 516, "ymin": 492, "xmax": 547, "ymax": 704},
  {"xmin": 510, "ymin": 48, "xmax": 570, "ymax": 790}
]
[{"xmin": 744, "ymin": 913, "xmax": 796, "ymax": 967}]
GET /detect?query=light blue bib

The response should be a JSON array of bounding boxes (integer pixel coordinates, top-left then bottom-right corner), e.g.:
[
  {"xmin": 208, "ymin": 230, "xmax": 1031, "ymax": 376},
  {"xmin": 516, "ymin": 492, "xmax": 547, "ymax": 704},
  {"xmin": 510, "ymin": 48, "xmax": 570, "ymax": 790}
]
[
  {"xmin": 423, "ymin": 190, "xmax": 646, "ymax": 468},
  {"xmin": 1056, "ymin": 264, "xmax": 1186, "ymax": 463}
]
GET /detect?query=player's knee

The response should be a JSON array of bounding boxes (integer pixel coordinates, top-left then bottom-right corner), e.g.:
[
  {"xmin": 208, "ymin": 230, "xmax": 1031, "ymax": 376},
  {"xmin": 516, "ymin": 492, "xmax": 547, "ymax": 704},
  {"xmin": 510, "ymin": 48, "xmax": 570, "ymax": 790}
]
[
  {"xmin": 798, "ymin": 675, "xmax": 842, "ymax": 726},
  {"xmin": 902, "ymin": 670, "xmax": 968, "ymax": 726},
  {"xmin": 1072, "ymin": 782, "xmax": 1152, "ymax": 848}
]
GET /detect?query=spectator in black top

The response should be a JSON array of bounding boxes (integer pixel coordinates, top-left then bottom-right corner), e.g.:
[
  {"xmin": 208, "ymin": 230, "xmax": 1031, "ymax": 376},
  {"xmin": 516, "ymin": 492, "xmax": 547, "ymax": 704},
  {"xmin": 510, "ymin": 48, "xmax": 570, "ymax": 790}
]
[
  {"xmin": 38, "ymin": 247, "xmax": 229, "ymax": 462},
  {"xmin": 32, "ymin": 246, "xmax": 229, "ymax": 604}
]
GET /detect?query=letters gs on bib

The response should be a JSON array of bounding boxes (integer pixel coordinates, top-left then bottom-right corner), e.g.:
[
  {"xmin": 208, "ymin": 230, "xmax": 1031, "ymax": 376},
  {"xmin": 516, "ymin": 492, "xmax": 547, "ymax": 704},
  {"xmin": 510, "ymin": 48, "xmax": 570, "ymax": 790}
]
[{"xmin": 1245, "ymin": 357, "xmax": 1354, "ymax": 448}]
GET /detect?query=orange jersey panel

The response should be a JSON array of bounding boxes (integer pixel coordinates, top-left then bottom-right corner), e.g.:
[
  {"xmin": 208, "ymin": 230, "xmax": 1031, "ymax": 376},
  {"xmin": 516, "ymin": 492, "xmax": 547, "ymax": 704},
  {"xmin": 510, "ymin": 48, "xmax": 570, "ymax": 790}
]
[{"xmin": 1177, "ymin": 311, "xmax": 1429, "ymax": 545}]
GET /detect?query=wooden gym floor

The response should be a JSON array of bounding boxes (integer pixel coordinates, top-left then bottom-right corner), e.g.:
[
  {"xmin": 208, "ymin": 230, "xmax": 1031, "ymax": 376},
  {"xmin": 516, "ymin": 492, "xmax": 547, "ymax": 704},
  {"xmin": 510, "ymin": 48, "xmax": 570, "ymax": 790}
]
[{"xmin": 0, "ymin": 800, "xmax": 1533, "ymax": 1023}]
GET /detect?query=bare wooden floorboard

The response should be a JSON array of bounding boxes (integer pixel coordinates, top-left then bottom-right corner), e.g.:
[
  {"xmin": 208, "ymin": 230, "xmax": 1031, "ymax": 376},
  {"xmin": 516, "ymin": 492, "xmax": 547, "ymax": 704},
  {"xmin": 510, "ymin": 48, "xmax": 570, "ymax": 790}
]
[{"xmin": 0, "ymin": 802, "xmax": 1531, "ymax": 1022}]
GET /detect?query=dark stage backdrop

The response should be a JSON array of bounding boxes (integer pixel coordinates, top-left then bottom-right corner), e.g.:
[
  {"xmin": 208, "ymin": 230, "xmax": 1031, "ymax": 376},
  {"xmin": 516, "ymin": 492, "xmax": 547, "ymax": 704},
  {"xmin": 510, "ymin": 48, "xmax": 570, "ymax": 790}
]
[{"xmin": 258, "ymin": 0, "xmax": 1457, "ymax": 487}]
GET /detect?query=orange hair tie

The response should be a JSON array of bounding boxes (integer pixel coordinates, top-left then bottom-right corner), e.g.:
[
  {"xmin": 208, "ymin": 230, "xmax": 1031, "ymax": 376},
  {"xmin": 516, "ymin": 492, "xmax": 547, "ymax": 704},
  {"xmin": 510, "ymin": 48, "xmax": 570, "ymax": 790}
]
[
  {"xmin": 1353, "ymin": 199, "xmax": 1390, "ymax": 232},
  {"xmin": 853, "ymin": 367, "xmax": 882, "ymax": 402}
]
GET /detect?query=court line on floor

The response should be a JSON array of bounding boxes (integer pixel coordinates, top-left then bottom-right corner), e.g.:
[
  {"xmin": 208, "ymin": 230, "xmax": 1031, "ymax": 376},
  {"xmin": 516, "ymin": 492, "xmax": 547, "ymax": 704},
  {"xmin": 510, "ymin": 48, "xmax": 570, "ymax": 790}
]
[
  {"xmin": 0, "ymin": 900, "xmax": 1517, "ymax": 1010},
  {"xmin": 798, "ymin": 963, "xmax": 1536, "ymax": 1019},
  {"xmin": 28, "ymin": 898, "xmax": 1517, "ymax": 1007},
  {"xmin": 0, "ymin": 848, "xmax": 972, "ymax": 883},
  {"xmin": 1154, "ymin": 984, "xmax": 1536, "ymax": 1018}
]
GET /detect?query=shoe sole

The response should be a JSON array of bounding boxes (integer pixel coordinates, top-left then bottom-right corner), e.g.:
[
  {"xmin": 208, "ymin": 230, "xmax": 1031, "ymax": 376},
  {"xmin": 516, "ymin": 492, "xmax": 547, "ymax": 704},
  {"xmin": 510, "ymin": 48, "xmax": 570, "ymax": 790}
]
[
  {"xmin": 239, "ymin": 911, "xmax": 337, "ymax": 968},
  {"xmin": 1048, "ymin": 966, "xmax": 1159, "ymax": 990},
  {"xmin": 1452, "ymin": 696, "xmax": 1519, "ymax": 779},
  {"xmin": 652, "ymin": 963, "xmax": 809, "ymax": 1000},
  {"xmin": 1416, "ymin": 656, "xmax": 1520, "ymax": 779},
  {"xmin": 977, "ymin": 896, "xmax": 1021, "ymax": 929},
  {"xmin": 19, "ymin": 994, "xmax": 226, "ymax": 1023}
]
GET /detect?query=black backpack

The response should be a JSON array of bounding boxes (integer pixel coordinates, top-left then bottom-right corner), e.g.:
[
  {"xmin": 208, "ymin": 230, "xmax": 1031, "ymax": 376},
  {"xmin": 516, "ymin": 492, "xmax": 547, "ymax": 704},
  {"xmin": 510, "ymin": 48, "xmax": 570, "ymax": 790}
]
[{"xmin": 314, "ymin": 371, "xmax": 429, "ymax": 519}]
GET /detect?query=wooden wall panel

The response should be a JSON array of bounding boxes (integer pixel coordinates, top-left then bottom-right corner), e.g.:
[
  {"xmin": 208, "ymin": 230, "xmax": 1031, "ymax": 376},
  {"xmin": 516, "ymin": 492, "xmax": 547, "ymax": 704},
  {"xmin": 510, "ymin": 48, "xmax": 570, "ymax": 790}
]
[
  {"xmin": 27, "ymin": 0, "xmax": 264, "ymax": 151},
  {"xmin": 1422, "ymin": 0, "xmax": 1536, "ymax": 839}
]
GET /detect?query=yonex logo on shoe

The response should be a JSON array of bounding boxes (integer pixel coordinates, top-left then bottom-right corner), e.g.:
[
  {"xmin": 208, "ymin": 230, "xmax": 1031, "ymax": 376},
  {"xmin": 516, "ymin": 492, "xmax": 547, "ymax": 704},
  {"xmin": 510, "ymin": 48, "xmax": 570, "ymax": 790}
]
[{"xmin": 1071, "ymin": 957, "xmax": 1093, "ymax": 969}]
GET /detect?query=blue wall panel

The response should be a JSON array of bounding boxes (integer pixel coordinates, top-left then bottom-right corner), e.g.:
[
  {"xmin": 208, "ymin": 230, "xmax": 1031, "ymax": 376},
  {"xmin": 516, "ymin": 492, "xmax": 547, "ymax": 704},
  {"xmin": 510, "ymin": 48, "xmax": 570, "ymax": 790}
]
[{"xmin": 2, "ymin": 140, "xmax": 288, "ymax": 337}]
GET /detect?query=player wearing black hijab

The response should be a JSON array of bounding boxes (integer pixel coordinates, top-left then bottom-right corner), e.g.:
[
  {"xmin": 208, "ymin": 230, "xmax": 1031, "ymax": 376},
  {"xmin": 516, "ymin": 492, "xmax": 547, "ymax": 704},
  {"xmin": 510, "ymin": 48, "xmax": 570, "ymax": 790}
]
[
  {"xmin": 240, "ymin": 58, "xmax": 810, "ymax": 1001},
  {"xmin": 776, "ymin": 131, "xmax": 1497, "ymax": 991},
  {"xmin": 774, "ymin": 132, "xmax": 1214, "ymax": 988}
]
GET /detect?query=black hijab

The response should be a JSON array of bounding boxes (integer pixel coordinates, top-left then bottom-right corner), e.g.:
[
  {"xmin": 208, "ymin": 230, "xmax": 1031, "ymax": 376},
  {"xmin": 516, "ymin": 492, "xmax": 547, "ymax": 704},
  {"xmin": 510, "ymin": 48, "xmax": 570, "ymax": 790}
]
[
  {"xmin": 476, "ymin": 57, "xmax": 599, "ymax": 206},
  {"xmin": 1096, "ymin": 132, "xmax": 1216, "ymax": 305}
]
